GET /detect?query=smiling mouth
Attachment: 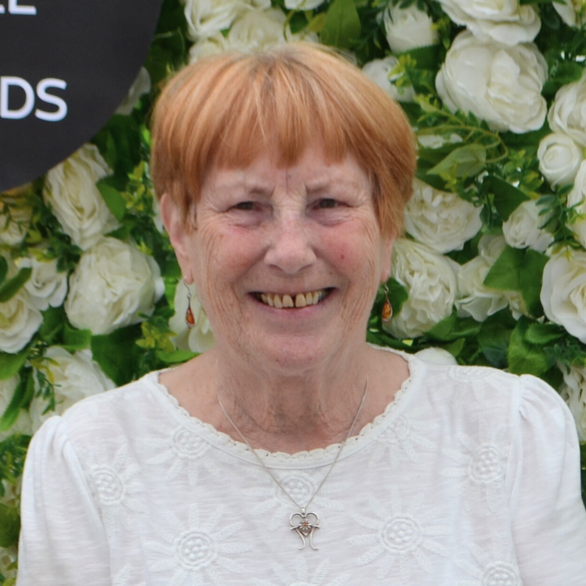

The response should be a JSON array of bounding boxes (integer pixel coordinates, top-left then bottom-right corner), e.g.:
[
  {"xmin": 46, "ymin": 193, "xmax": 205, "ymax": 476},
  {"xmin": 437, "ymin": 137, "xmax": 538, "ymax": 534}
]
[{"xmin": 254, "ymin": 289, "xmax": 331, "ymax": 309}]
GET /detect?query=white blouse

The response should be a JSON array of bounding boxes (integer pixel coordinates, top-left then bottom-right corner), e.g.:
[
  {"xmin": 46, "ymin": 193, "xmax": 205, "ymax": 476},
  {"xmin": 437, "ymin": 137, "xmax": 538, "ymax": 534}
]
[{"xmin": 17, "ymin": 350, "xmax": 586, "ymax": 585}]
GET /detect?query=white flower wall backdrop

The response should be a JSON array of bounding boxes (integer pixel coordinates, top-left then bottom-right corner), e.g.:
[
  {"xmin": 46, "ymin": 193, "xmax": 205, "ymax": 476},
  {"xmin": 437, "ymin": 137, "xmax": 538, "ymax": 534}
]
[{"xmin": 0, "ymin": 0, "xmax": 585, "ymax": 578}]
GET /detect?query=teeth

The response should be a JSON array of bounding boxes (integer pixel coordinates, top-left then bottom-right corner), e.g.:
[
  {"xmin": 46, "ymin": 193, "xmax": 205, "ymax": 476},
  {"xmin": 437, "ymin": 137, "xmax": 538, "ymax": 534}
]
[{"xmin": 260, "ymin": 289, "xmax": 328, "ymax": 308}]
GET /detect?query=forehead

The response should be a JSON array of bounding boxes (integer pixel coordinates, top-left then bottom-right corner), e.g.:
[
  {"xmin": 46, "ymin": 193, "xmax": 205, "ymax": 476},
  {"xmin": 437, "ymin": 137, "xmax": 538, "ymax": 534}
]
[{"xmin": 205, "ymin": 147, "xmax": 371, "ymax": 195}]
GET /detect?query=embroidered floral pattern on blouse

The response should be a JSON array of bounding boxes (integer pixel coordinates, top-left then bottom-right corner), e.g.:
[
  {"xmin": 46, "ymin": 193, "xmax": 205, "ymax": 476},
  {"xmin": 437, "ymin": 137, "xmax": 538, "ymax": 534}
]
[
  {"xmin": 112, "ymin": 565, "xmax": 146, "ymax": 586},
  {"xmin": 144, "ymin": 422, "xmax": 222, "ymax": 486},
  {"xmin": 369, "ymin": 408, "xmax": 436, "ymax": 470},
  {"xmin": 86, "ymin": 443, "xmax": 146, "ymax": 534},
  {"xmin": 145, "ymin": 503, "xmax": 251, "ymax": 585},
  {"xmin": 350, "ymin": 491, "xmax": 450, "ymax": 583},
  {"xmin": 454, "ymin": 538, "xmax": 522, "ymax": 586},
  {"xmin": 244, "ymin": 468, "xmax": 347, "ymax": 532},
  {"xmin": 252, "ymin": 558, "xmax": 351, "ymax": 586},
  {"xmin": 441, "ymin": 420, "xmax": 508, "ymax": 512},
  {"xmin": 448, "ymin": 366, "xmax": 493, "ymax": 404}
]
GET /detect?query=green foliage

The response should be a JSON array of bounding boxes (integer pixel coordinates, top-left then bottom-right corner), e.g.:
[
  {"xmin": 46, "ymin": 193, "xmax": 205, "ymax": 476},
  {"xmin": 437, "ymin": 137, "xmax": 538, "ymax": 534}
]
[
  {"xmin": 0, "ymin": 434, "xmax": 30, "ymax": 497},
  {"xmin": 321, "ymin": 0, "xmax": 362, "ymax": 49}
]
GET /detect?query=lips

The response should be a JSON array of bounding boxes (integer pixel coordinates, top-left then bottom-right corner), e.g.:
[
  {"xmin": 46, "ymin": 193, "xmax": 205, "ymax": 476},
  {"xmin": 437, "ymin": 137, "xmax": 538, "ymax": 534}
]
[{"xmin": 255, "ymin": 289, "xmax": 330, "ymax": 308}]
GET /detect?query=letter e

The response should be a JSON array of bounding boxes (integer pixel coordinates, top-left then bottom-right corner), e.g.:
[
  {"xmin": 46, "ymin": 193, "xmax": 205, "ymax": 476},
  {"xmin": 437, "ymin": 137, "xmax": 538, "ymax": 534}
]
[
  {"xmin": 36, "ymin": 79, "xmax": 67, "ymax": 122},
  {"xmin": 8, "ymin": 0, "xmax": 36, "ymax": 15},
  {"xmin": 1, "ymin": 77, "xmax": 34, "ymax": 119}
]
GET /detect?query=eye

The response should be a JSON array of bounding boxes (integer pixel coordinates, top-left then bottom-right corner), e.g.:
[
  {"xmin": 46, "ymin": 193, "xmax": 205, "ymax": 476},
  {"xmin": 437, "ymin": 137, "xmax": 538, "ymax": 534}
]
[
  {"xmin": 233, "ymin": 201, "xmax": 256, "ymax": 211},
  {"xmin": 315, "ymin": 198, "xmax": 339, "ymax": 209}
]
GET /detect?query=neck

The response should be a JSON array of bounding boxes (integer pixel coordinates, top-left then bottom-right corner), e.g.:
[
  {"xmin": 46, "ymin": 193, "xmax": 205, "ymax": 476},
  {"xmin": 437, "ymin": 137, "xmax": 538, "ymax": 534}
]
[
  {"xmin": 210, "ymin": 343, "xmax": 372, "ymax": 452},
  {"xmin": 161, "ymin": 343, "xmax": 409, "ymax": 454}
]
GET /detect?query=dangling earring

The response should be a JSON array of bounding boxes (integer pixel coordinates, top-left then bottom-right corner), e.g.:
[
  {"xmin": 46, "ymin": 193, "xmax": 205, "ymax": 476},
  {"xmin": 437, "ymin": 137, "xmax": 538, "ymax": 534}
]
[
  {"xmin": 184, "ymin": 282, "xmax": 195, "ymax": 328},
  {"xmin": 382, "ymin": 283, "xmax": 393, "ymax": 323}
]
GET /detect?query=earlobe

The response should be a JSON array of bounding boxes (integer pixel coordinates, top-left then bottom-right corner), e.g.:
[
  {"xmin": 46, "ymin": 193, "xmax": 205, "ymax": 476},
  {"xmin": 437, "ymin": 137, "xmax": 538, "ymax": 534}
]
[{"xmin": 160, "ymin": 193, "xmax": 194, "ymax": 283}]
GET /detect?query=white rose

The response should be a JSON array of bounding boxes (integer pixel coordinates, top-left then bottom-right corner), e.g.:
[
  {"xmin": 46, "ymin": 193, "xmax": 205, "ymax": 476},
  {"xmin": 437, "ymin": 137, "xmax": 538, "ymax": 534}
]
[
  {"xmin": 285, "ymin": 0, "xmax": 324, "ymax": 10},
  {"xmin": 502, "ymin": 199, "xmax": 553, "ymax": 253},
  {"xmin": 404, "ymin": 178, "xmax": 482, "ymax": 254},
  {"xmin": 0, "ymin": 197, "xmax": 32, "ymax": 246},
  {"xmin": 0, "ymin": 288, "xmax": 43, "ymax": 353},
  {"xmin": 169, "ymin": 280, "xmax": 215, "ymax": 353},
  {"xmin": 188, "ymin": 32, "xmax": 230, "ymax": 63},
  {"xmin": 415, "ymin": 347, "xmax": 457, "ymax": 365},
  {"xmin": 548, "ymin": 70, "xmax": 586, "ymax": 147},
  {"xmin": 0, "ymin": 376, "xmax": 33, "ymax": 440},
  {"xmin": 538, "ymin": 132, "xmax": 584, "ymax": 187},
  {"xmin": 43, "ymin": 144, "xmax": 119, "ymax": 251},
  {"xmin": 540, "ymin": 250, "xmax": 586, "ymax": 342},
  {"xmin": 29, "ymin": 347, "xmax": 115, "ymax": 431},
  {"xmin": 456, "ymin": 234, "xmax": 509, "ymax": 321},
  {"xmin": 116, "ymin": 67, "xmax": 151, "ymax": 115},
  {"xmin": 64, "ymin": 237, "xmax": 165, "ymax": 335},
  {"xmin": 437, "ymin": 0, "xmax": 540, "ymax": 45},
  {"xmin": 385, "ymin": 239, "xmax": 458, "ymax": 338},
  {"xmin": 383, "ymin": 4, "xmax": 438, "ymax": 54},
  {"xmin": 456, "ymin": 256, "xmax": 508, "ymax": 321},
  {"xmin": 559, "ymin": 364, "xmax": 586, "ymax": 440},
  {"xmin": 226, "ymin": 8, "xmax": 287, "ymax": 52},
  {"xmin": 436, "ymin": 32, "xmax": 547, "ymax": 134},
  {"xmin": 567, "ymin": 160, "xmax": 586, "ymax": 248},
  {"xmin": 553, "ymin": 0, "xmax": 585, "ymax": 27},
  {"xmin": 15, "ymin": 256, "xmax": 68, "ymax": 311},
  {"xmin": 362, "ymin": 57, "xmax": 415, "ymax": 103},
  {"xmin": 182, "ymin": 0, "xmax": 270, "ymax": 41}
]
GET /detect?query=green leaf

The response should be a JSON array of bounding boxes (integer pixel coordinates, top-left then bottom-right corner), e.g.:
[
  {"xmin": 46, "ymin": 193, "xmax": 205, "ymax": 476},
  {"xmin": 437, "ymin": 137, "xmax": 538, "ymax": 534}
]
[
  {"xmin": 320, "ymin": 0, "xmax": 361, "ymax": 50},
  {"xmin": 308, "ymin": 12, "xmax": 326, "ymax": 33},
  {"xmin": 478, "ymin": 310, "xmax": 516, "ymax": 368},
  {"xmin": 427, "ymin": 144, "xmax": 487, "ymax": 178},
  {"xmin": 0, "ymin": 503, "xmax": 20, "ymax": 548},
  {"xmin": 0, "ymin": 256, "xmax": 7, "ymax": 285},
  {"xmin": 62, "ymin": 324, "xmax": 92, "ymax": 351},
  {"xmin": 484, "ymin": 246, "xmax": 524, "ymax": 291},
  {"xmin": 520, "ymin": 249, "xmax": 548, "ymax": 317},
  {"xmin": 38, "ymin": 306, "xmax": 65, "ymax": 345},
  {"xmin": 386, "ymin": 278, "xmax": 408, "ymax": 317},
  {"xmin": 395, "ymin": 45, "xmax": 441, "ymax": 70},
  {"xmin": 0, "ymin": 348, "xmax": 28, "ymax": 381},
  {"xmin": 508, "ymin": 316, "xmax": 551, "ymax": 376},
  {"xmin": 156, "ymin": 349, "xmax": 198, "ymax": 364},
  {"xmin": 0, "ymin": 373, "xmax": 33, "ymax": 432},
  {"xmin": 426, "ymin": 310, "xmax": 481, "ymax": 342},
  {"xmin": 97, "ymin": 181, "xmax": 126, "ymax": 221},
  {"xmin": 0, "ymin": 267, "xmax": 32, "ymax": 302},
  {"xmin": 91, "ymin": 325, "xmax": 141, "ymax": 386},
  {"xmin": 525, "ymin": 322, "xmax": 565, "ymax": 345},
  {"xmin": 488, "ymin": 175, "xmax": 530, "ymax": 221}
]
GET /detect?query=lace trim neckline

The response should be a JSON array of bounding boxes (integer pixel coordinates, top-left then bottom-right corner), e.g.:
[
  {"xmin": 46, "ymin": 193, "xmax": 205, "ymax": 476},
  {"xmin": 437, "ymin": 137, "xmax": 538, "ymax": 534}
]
[{"xmin": 148, "ymin": 346, "xmax": 424, "ymax": 468}]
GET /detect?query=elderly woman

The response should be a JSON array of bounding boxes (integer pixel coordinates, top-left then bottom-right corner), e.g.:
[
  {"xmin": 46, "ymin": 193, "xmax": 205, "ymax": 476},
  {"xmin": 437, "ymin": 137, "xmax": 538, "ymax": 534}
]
[{"xmin": 17, "ymin": 44, "xmax": 586, "ymax": 585}]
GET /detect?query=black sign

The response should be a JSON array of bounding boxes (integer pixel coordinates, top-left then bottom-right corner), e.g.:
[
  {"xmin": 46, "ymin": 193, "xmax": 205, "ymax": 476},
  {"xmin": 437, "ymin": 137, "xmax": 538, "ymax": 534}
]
[{"xmin": 0, "ymin": 0, "xmax": 163, "ymax": 191}]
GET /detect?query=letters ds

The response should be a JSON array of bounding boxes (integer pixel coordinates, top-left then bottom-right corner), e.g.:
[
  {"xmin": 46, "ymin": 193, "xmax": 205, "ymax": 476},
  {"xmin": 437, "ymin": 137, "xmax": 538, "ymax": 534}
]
[{"xmin": 1, "ymin": 77, "xmax": 67, "ymax": 121}]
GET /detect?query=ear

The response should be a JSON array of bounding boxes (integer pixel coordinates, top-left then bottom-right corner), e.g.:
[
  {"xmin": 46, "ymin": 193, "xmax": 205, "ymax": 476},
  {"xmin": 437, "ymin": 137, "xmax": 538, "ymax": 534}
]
[
  {"xmin": 380, "ymin": 235, "xmax": 395, "ymax": 283},
  {"xmin": 160, "ymin": 193, "xmax": 195, "ymax": 284}
]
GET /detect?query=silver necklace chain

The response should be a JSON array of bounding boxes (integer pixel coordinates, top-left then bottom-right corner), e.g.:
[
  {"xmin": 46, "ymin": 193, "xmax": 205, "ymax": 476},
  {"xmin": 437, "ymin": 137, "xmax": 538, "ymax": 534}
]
[{"xmin": 217, "ymin": 379, "xmax": 368, "ymax": 550}]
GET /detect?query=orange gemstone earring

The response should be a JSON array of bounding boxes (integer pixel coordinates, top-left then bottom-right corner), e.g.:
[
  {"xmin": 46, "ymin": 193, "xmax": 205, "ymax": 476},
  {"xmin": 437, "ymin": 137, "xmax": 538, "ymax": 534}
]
[
  {"xmin": 184, "ymin": 282, "xmax": 195, "ymax": 329},
  {"xmin": 382, "ymin": 283, "xmax": 393, "ymax": 323}
]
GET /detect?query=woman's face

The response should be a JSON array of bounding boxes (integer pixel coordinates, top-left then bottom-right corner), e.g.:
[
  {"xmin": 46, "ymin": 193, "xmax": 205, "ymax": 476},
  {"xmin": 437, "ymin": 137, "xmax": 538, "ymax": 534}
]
[{"xmin": 164, "ymin": 145, "xmax": 394, "ymax": 374}]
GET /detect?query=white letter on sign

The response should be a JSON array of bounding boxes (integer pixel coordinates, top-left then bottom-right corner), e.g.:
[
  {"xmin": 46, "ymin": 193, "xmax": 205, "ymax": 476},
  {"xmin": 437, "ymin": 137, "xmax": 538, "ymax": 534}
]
[
  {"xmin": 1, "ymin": 77, "xmax": 34, "ymax": 119},
  {"xmin": 36, "ymin": 79, "xmax": 67, "ymax": 121},
  {"xmin": 8, "ymin": 0, "xmax": 36, "ymax": 15}
]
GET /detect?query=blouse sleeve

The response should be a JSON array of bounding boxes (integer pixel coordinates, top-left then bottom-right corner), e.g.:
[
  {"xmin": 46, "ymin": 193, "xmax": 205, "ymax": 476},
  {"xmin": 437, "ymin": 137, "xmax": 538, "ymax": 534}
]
[
  {"xmin": 17, "ymin": 416, "xmax": 111, "ymax": 586},
  {"xmin": 509, "ymin": 374, "xmax": 586, "ymax": 585}
]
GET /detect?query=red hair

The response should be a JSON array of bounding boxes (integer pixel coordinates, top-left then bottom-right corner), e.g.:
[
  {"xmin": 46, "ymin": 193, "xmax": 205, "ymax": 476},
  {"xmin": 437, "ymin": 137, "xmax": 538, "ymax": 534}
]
[{"xmin": 151, "ymin": 43, "xmax": 416, "ymax": 237}]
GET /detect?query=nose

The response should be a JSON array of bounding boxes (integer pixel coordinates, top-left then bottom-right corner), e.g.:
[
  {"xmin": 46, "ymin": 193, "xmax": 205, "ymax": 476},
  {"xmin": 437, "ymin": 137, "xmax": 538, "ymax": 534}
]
[{"xmin": 264, "ymin": 214, "xmax": 317, "ymax": 275}]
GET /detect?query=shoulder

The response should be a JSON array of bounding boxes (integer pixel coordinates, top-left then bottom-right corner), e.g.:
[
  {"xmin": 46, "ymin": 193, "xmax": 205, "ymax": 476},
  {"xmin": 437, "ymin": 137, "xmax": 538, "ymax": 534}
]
[
  {"xmin": 33, "ymin": 370, "xmax": 173, "ymax": 455},
  {"xmin": 401, "ymin": 351, "xmax": 571, "ymax": 439}
]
